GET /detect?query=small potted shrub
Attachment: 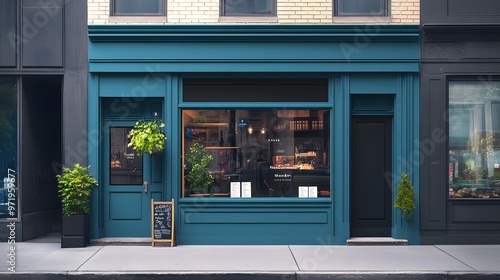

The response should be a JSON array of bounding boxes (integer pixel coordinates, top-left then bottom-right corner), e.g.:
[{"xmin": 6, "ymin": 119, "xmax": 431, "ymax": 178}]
[
  {"xmin": 394, "ymin": 172, "xmax": 416, "ymax": 220},
  {"xmin": 56, "ymin": 164, "xmax": 98, "ymax": 248},
  {"xmin": 128, "ymin": 119, "xmax": 166, "ymax": 155},
  {"xmin": 185, "ymin": 143, "xmax": 214, "ymax": 194}
]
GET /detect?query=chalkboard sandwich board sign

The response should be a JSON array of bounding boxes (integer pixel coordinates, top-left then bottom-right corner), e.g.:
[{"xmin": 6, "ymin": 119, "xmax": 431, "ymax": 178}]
[{"xmin": 151, "ymin": 199, "xmax": 175, "ymax": 247}]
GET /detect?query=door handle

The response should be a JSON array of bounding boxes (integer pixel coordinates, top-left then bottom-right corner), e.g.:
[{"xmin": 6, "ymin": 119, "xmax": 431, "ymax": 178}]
[{"xmin": 143, "ymin": 181, "xmax": 148, "ymax": 193}]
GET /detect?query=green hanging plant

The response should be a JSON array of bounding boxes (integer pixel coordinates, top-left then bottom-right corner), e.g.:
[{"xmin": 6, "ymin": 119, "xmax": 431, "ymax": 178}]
[
  {"xmin": 394, "ymin": 172, "xmax": 416, "ymax": 220},
  {"xmin": 128, "ymin": 119, "xmax": 166, "ymax": 155}
]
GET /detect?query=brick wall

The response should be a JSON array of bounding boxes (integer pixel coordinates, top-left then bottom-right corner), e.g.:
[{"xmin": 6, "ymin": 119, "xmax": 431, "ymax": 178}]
[
  {"xmin": 88, "ymin": 0, "xmax": 110, "ymax": 24},
  {"xmin": 278, "ymin": 0, "xmax": 332, "ymax": 24},
  {"xmin": 168, "ymin": 0, "xmax": 219, "ymax": 24},
  {"xmin": 391, "ymin": 0, "xmax": 419, "ymax": 23},
  {"xmin": 88, "ymin": 0, "xmax": 419, "ymax": 24}
]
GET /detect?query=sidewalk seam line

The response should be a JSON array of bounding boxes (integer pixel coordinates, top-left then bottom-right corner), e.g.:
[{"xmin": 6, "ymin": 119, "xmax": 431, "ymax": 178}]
[
  {"xmin": 288, "ymin": 245, "xmax": 301, "ymax": 273},
  {"xmin": 433, "ymin": 245, "xmax": 477, "ymax": 272},
  {"xmin": 75, "ymin": 245, "xmax": 105, "ymax": 271}
]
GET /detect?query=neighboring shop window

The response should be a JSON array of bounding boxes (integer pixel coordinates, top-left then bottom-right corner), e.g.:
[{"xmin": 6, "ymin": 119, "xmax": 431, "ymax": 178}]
[
  {"xmin": 334, "ymin": 0, "xmax": 388, "ymax": 16},
  {"xmin": 111, "ymin": 0, "xmax": 165, "ymax": 16},
  {"xmin": 110, "ymin": 127, "xmax": 143, "ymax": 185},
  {"xmin": 448, "ymin": 80, "xmax": 500, "ymax": 199},
  {"xmin": 0, "ymin": 78, "xmax": 18, "ymax": 219},
  {"xmin": 221, "ymin": 0, "xmax": 276, "ymax": 17},
  {"xmin": 182, "ymin": 109, "xmax": 330, "ymax": 198}
]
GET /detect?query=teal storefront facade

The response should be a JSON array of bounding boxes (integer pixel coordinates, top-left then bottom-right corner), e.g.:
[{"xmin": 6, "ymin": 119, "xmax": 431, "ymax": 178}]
[{"xmin": 88, "ymin": 25, "xmax": 420, "ymax": 245}]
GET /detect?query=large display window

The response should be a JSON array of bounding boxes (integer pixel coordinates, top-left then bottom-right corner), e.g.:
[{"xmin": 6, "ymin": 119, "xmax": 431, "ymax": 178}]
[
  {"xmin": 181, "ymin": 109, "xmax": 330, "ymax": 198},
  {"xmin": 448, "ymin": 80, "xmax": 500, "ymax": 199}
]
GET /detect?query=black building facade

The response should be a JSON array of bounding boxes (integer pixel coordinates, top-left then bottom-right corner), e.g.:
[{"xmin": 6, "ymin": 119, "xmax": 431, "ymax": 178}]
[
  {"xmin": 0, "ymin": 0, "xmax": 88, "ymax": 241},
  {"xmin": 420, "ymin": 0, "xmax": 500, "ymax": 244}
]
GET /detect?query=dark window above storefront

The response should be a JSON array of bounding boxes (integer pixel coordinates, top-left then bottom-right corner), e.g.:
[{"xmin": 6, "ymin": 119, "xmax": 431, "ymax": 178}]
[{"xmin": 183, "ymin": 78, "xmax": 328, "ymax": 103}]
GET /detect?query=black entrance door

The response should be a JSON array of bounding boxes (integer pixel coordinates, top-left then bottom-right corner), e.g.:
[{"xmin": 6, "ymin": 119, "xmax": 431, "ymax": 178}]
[{"xmin": 350, "ymin": 116, "xmax": 392, "ymax": 237}]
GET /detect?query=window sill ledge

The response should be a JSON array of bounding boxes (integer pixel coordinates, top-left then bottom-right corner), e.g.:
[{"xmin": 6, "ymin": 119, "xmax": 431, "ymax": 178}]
[
  {"xmin": 108, "ymin": 16, "xmax": 167, "ymax": 24},
  {"xmin": 332, "ymin": 16, "xmax": 391, "ymax": 24},
  {"xmin": 218, "ymin": 16, "xmax": 278, "ymax": 23}
]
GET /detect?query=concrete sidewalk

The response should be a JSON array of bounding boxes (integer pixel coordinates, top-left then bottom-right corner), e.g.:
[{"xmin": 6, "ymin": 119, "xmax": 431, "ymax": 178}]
[{"xmin": 1, "ymin": 237, "xmax": 500, "ymax": 279}]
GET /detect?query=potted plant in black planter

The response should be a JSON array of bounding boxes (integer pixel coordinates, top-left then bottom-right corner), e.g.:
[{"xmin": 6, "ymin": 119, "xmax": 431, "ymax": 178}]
[
  {"xmin": 56, "ymin": 163, "xmax": 98, "ymax": 248},
  {"xmin": 185, "ymin": 143, "xmax": 214, "ymax": 195},
  {"xmin": 127, "ymin": 118, "xmax": 166, "ymax": 155}
]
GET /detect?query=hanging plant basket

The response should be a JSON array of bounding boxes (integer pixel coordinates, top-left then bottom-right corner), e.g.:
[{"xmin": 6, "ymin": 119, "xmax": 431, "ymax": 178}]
[{"xmin": 128, "ymin": 119, "xmax": 167, "ymax": 155}]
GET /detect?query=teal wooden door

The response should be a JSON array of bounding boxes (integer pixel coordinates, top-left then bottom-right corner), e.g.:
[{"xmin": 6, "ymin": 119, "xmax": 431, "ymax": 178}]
[{"xmin": 103, "ymin": 121, "xmax": 163, "ymax": 237}]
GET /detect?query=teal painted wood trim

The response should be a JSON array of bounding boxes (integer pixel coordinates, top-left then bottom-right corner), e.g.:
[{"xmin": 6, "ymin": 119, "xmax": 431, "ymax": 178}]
[
  {"xmin": 88, "ymin": 24, "xmax": 419, "ymax": 42},
  {"xmin": 88, "ymin": 25, "xmax": 419, "ymax": 75},
  {"xmin": 89, "ymin": 61, "xmax": 419, "ymax": 73},
  {"xmin": 178, "ymin": 198, "xmax": 333, "ymax": 205},
  {"xmin": 178, "ymin": 102, "xmax": 331, "ymax": 109},
  {"xmin": 88, "ymin": 74, "xmax": 101, "ymax": 239},
  {"xmin": 184, "ymin": 211, "xmax": 329, "ymax": 224},
  {"xmin": 178, "ymin": 203, "xmax": 333, "ymax": 245},
  {"xmin": 328, "ymin": 76, "xmax": 336, "ymax": 239},
  {"xmin": 177, "ymin": 236, "xmax": 332, "ymax": 245},
  {"xmin": 351, "ymin": 94, "xmax": 395, "ymax": 115},
  {"xmin": 170, "ymin": 74, "xmax": 182, "ymax": 230},
  {"xmin": 333, "ymin": 74, "xmax": 351, "ymax": 244},
  {"xmin": 392, "ymin": 73, "xmax": 420, "ymax": 244},
  {"xmin": 99, "ymin": 74, "xmax": 167, "ymax": 97},
  {"xmin": 349, "ymin": 73, "xmax": 398, "ymax": 94},
  {"xmin": 164, "ymin": 74, "xmax": 174, "ymax": 201}
]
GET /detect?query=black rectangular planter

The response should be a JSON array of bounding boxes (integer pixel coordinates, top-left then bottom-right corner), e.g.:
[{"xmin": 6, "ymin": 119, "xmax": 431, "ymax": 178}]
[{"xmin": 61, "ymin": 214, "xmax": 88, "ymax": 248}]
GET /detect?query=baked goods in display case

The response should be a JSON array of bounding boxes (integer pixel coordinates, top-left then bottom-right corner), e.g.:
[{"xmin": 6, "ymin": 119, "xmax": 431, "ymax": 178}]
[{"xmin": 449, "ymin": 183, "xmax": 500, "ymax": 199}]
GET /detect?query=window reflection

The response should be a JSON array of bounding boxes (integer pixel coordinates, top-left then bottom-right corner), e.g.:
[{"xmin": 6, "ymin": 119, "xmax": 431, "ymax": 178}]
[
  {"xmin": 110, "ymin": 127, "xmax": 143, "ymax": 185},
  {"xmin": 112, "ymin": 0, "xmax": 164, "ymax": 16},
  {"xmin": 182, "ymin": 109, "xmax": 330, "ymax": 198},
  {"xmin": 448, "ymin": 81, "xmax": 500, "ymax": 199},
  {"xmin": 336, "ymin": 0, "xmax": 387, "ymax": 16},
  {"xmin": 0, "ymin": 78, "xmax": 17, "ymax": 219},
  {"xmin": 223, "ymin": 0, "xmax": 275, "ymax": 16}
]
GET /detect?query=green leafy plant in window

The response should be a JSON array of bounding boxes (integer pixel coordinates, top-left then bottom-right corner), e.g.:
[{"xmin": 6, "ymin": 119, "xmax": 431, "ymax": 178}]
[
  {"xmin": 393, "ymin": 172, "xmax": 416, "ymax": 220},
  {"xmin": 185, "ymin": 143, "xmax": 214, "ymax": 191},
  {"xmin": 192, "ymin": 115, "xmax": 207, "ymax": 123},
  {"xmin": 56, "ymin": 164, "xmax": 98, "ymax": 216},
  {"xmin": 128, "ymin": 119, "xmax": 166, "ymax": 155}
]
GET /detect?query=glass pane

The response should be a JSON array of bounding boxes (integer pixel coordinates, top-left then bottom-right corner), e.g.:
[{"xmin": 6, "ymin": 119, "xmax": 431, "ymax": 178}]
[
  {"xmin": 0, "ymin": 78, "xmax": 17, "ymax": 219},
  {"xmin": 223, "ymin": 0, "xmax": 274, "ymax": 16},
  {"xmin": 448, "ymin": 81, "xmax": 500, "ymax": 199},
  {"xmin": 110, "ymin": 127, "xmax": 143, "ymax": 185},
  {"xmin": 337, "ymin": 0, "xmax": 385, "ymax": 16},
  {"xmin": 113, "ymin": 0, "xmax": 163, "ymax": 15},
  {"xmin": 182, "ymin": 109, "xmax": 330, "ymax": 198}
]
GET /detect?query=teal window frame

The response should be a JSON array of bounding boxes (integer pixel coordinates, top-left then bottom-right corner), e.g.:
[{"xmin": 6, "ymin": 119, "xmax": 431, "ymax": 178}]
[{"xmin": 178, "ymin": 76, "xmax": 334, "ymax": 202}]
